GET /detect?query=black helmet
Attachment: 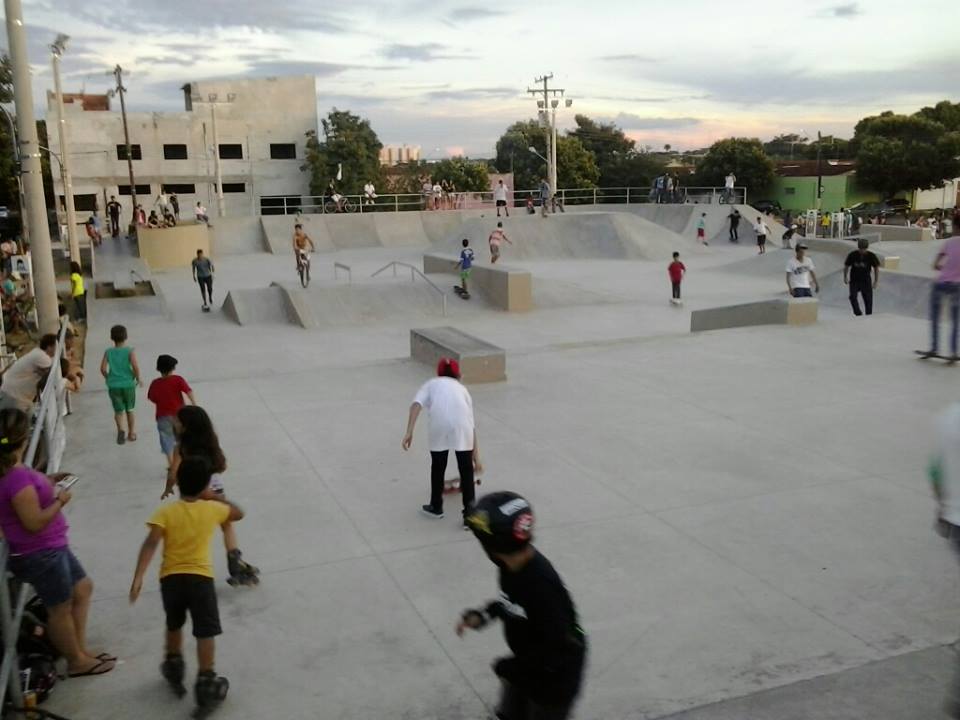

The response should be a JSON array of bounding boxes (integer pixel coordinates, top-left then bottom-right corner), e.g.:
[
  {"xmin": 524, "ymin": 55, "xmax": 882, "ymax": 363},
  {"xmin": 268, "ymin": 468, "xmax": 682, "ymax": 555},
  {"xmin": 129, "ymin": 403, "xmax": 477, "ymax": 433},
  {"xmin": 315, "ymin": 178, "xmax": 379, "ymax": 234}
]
[{"xmin": 466, "ymin": 491, "xmax": 534, "ymax": 554}]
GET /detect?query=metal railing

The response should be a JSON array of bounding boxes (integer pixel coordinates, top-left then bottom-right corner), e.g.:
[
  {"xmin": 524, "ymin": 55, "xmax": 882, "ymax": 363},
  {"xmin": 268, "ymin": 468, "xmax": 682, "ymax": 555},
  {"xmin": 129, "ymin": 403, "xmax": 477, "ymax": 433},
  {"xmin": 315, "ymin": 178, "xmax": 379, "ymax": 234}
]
[
  {"xmin": 333, "ymin": 262, "xmax": 352, "ymax": 283},
  {"xmin": 371, "ymin": 262, "xmax": 447, "ymax": 316},
  {"xmin": 0, "ymin": 319, "xmax": 70, "ymax": 713},
  {"xmin": 259, "ymin": 186, "xmax": 748, "ymax": 216}
]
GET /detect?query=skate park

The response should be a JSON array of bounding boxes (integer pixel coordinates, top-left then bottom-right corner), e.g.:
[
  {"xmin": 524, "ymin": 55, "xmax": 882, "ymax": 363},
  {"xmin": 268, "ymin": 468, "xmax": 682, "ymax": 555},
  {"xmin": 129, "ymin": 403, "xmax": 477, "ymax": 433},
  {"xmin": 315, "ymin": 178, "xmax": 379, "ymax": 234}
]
[{"xmin": 48, "ymin": 199, "xmax": 959, "ymax": 720}]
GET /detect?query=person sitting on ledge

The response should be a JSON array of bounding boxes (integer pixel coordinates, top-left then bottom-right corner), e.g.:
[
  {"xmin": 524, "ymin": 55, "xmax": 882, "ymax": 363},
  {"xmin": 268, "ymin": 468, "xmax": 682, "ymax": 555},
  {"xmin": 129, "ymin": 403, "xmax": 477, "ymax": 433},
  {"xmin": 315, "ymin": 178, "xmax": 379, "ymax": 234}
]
[{"xmin": 147, "ymin": 211, "xmax": 161, "ymax": 229}]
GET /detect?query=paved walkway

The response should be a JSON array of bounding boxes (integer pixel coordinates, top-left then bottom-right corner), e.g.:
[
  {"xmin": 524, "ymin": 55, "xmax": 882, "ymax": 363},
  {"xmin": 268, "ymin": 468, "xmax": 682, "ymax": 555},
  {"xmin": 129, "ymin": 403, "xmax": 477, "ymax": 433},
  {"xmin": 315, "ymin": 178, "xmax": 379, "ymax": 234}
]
[{"xmin": 43, "ymin": 232, "xmax": 960, "ymax": 719}]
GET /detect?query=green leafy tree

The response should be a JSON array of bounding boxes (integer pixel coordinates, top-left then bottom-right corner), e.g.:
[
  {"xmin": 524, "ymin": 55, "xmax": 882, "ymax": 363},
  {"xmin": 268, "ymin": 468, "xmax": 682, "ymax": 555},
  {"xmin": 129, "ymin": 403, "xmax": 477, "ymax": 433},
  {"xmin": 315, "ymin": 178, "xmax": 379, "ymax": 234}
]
[
  {"xmin": 0, "ymin": 54, "xmax": 18, "ymax": 211},
  {"xmin": 763, "ymin": 133, "xmax": 809, "ymax": 159},
  {"xmin": 568, "ymin": 114, "xmax": 663, "ymax": 187},
  {"xmin": 430, "ymin": 157, "xmax": 490, "ymax": 192},
  {"xmin": 914, "ymin": 100, "xmax": 960, "ymax": 132},
  {"xmin": 853, "ymin": 111, "xmax": 960, "ymax": 196},
  {"xmin": 801, "ymin": 135, "xmax": 852, "ymax": 160},
  {"xmin": 303, "ymin": 108, "xmax": 383, "ymax": 197},
  {"xmin": 386, "ymin": 160, "xmax": 431, "ymax": 194},
  {"xmin": 694, "ymin": 138, "xmax": 775, "ymax": 192},
  {"xmin": 494, "ymin": 120, "xmax": 599, "ymax": 191}
]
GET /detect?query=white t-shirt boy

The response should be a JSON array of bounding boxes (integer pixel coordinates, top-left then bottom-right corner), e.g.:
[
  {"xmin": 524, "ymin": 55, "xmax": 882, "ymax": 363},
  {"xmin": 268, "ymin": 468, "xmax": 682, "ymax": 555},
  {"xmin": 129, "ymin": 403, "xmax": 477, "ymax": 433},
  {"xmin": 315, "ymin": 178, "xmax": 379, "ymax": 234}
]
[
  {"xmin": 412, "ymin": 377, "xmax": 475, "ymax": 452},
  {"xmin": 786, "ymin": 256, "xmax": 816, "ymax": 289}
]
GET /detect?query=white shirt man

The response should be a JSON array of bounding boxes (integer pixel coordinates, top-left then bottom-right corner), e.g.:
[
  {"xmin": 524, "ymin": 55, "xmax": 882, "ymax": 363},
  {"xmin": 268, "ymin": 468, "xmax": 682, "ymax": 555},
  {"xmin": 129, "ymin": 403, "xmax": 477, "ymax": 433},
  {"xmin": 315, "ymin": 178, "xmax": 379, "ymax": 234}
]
[
  {"xmin": 412, "ymin": 376, "xmax": 475, "ymax": 452},
  {"xmin": 0, "ymin": 341, "xmax": 55, "ymax": 411},
  {"xmin": 363, "ymin": 182, "xmax": 376, "ymax": 202},
  {"xmin": 725, "ymin": 173, "xmax": 736, "ymax": 189},
  {"xmin": 786, "ymin": 244, "xmax": 819, "ymax": 297},
  {"xmin": 494, "ymin": 182, "xmax": 507, "ymax": 203}
]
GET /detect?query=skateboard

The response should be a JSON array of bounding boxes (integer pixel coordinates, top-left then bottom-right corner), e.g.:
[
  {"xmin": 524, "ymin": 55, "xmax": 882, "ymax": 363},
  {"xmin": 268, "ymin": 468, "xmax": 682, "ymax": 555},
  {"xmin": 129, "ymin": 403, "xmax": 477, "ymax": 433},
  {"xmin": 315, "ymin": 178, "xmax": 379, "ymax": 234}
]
[
  {"xmin": 915, "ymin": 350, "xmax": 959, "ymax": 364},
  {"xmin": 202, "ymin": 305, "xmax": 211, "ymax": 313},
  {"xmin": 453, "ymin": 286, "xmax": 470, "ymax": 300},
  {"xmin": 442, "ymin": 476, "xmax": 481, "ymax": 495},
  {"xmin": 669, "ymin": 298, "xmax": 683, "ymax": 306}
]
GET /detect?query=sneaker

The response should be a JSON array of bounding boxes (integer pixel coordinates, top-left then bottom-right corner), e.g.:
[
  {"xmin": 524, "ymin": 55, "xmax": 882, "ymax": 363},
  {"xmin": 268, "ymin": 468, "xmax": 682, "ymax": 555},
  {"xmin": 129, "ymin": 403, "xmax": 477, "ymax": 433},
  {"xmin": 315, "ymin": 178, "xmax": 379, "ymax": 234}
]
[{"xmin": 420, "ymin": 505, "xmax": 444, "ymax": 519}]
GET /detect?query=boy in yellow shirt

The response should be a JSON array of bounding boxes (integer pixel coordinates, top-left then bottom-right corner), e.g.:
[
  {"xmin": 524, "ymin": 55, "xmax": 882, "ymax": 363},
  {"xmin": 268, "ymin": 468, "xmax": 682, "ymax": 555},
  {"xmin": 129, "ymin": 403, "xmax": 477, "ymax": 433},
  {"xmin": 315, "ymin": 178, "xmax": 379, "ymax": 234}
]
[
  {"xmin": 69, "ymin": 262, "xmax": 86, "ymax": 322},
  {"xmin": 129, "ymin": 457, "xmax": 245, "ymax": 714}
]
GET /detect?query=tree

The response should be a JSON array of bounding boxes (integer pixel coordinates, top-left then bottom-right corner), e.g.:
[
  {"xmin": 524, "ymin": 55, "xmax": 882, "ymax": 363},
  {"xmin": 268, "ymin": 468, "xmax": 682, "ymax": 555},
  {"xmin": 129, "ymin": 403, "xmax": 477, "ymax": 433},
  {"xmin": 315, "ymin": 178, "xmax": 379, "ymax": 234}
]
[
  {"xmin": 694, "ymin": 138, "xmax": 775, "ymax": 192},
  {"xmin": 429, "ymin": 157, "xmax": 490, "ymax": 192},
  {"xmin": 303, "ymin": 108, "xmax": 383, "ymax": 197},
  {"xmin": 915, "ymin": 100, "xmax": 960, "ymax": 132},
  {"xmin": 0, "ymin": 54, "xmax": 18, "ymax": 211},
  {"xmin": 494, "ymin": 119, "xmax": 599, "ymax": 191},
  {"xmin": 567, "ymin": 114, "xmax": 661, "ymax": 188},
  {"xmin": 853, "ymin": 111, "xmax": 960, "ymax": 196}
]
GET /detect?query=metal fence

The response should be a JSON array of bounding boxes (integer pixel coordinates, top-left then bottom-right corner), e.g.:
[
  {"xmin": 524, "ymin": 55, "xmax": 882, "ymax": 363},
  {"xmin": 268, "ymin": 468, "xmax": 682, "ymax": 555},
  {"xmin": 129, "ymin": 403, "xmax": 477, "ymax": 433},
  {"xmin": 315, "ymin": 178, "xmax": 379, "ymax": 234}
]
[
  {"xmin": 259, "ymin": 186, "xmax": 748, "ymax": 216},
  {"xmin": 0, "ymin": 319, "xmax": 70, "ymax": 715}
]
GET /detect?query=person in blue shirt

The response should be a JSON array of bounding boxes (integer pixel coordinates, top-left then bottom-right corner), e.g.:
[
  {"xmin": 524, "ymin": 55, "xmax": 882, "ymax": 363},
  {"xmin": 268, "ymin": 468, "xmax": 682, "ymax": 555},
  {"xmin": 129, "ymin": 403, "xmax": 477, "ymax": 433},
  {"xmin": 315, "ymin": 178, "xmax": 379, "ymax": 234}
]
[{"xmin": 455, "ymin": 238, "xmax": 475, "ymax": 296}]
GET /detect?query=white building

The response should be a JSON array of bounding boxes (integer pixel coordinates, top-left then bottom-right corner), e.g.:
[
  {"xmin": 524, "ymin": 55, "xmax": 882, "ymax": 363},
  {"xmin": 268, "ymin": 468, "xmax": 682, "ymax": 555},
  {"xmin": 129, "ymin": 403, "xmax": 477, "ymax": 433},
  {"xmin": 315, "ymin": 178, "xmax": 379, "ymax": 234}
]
[
  {"xmin": 47, "ymin": 75, "xmax": 318, "ymax": 222},
  {"xmin": 379, "ymin": 144, "xmax": 421, "ymax": 166}
]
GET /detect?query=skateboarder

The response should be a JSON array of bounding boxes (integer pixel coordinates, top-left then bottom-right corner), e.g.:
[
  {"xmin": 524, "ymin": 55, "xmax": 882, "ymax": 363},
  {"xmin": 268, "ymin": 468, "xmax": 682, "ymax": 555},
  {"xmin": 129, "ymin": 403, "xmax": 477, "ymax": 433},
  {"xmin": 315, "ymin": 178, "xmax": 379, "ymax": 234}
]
[
  {"xmin": 754, "ymin": 216, "xmax": 769, "ymax": 254},
  {"xmin": 921, "ymin": 226, "xmax": 960, "ymax": 360},
  {"xmin": 728, "ymin": 209, "xmax": 741, "ymax": 242},
  {"xmin": 455, "ymin": 238, "xmax": 474, "ymax": 297},
  {"xmin": 782, "ymin": 224, "xmax": 797, "ymax": 250},
  {"xmin": 402, "ymin": 358, "xmax": 482, "ymax": 527},
  {"xmin": 459, "ymin": 491, "xmax": 587, "ymax": 720},
  {"xmin": 843, "ymin": 238, "xmax": 880, "ymax": 316},
  {"xmin": 106, "ymin": 195, "xmax": 122, "ymax": 238},
  {"xmin": 494, "ymin": 179, "xmax": 509, "ymax": 218},
  {"xmin": 696, "ymin": 213, "xmax": 708, "ymax": 245},
  {"xmin": 191, "ymin": 250, "xmax": 215, "ymax": 312},
  {"xmin": 668, "ymin": 252, "xmax": 685, "ymax": 305},
  {"xmin": 488, "ymin": 222, "xmax": 512, "ymax": 264},
  {"xmin": 786, "ymin": 243, "xmax": 819, "ymax": 297}
]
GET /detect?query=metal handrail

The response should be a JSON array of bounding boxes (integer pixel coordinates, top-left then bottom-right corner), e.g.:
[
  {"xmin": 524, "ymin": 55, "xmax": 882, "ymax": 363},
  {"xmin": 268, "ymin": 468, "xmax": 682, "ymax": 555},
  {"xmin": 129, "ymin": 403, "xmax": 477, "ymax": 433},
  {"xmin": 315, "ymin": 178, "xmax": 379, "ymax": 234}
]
[
  {"xmin": 371, "ymin": 261, "xmax": 447, "ymax": 316},
  {"xmin": 333, "ymin": 262, "xmax": 352, "ymax": 283}
]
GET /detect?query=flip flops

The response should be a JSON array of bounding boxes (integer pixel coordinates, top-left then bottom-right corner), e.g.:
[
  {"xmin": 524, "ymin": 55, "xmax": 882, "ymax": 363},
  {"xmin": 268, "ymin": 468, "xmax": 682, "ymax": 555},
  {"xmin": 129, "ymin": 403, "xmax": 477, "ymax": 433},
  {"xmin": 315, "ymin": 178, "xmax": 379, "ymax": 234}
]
[
  {"xmin": 68, "ymin": 658, "xmax": 115, "ymax": 678},
  {"xmin": 116, "ymin": 431, "xmax": 125, "ymax": 445}
]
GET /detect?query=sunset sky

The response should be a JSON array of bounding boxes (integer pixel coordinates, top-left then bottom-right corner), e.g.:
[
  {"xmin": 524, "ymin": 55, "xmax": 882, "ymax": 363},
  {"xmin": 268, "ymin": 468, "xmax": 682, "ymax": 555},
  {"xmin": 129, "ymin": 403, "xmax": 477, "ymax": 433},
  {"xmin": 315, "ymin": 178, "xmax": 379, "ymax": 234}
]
[{"xmin": 8, "ymin": 0, "xmax": 959, "ymax": 157}]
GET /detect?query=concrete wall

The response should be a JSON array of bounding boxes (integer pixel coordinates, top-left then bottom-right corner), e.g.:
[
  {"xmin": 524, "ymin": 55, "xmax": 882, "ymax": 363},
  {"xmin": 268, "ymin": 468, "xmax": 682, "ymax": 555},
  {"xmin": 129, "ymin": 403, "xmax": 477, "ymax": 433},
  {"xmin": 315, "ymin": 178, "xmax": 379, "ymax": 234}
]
[
  {"xmin": 861, "ymin": 224, "xmax": 935, "ymax": 242},
  {"xmin": 423, "ymin": 253, "xmax": 532, "ymax": 311},
  {"xmin": 410, "ymin": 327, "xmax": 506, "ymax": 384},
  {"xmin": 138, "ymin": 223, "xmax": 210, "ymax": 270},
  {"xmin": 47, "ymin": 76, "xmax": 317, "ymax": 223},
  {"xmin": 690, "ymin": 299, "xmax": 818, "ymax": 332},
  {"xmin": 210, "ymin": 216, "xmax": 267, "ymax": 255},
  {"xmin": 769, "ymin": 175, "xmax": 882, "ymax": 214}
]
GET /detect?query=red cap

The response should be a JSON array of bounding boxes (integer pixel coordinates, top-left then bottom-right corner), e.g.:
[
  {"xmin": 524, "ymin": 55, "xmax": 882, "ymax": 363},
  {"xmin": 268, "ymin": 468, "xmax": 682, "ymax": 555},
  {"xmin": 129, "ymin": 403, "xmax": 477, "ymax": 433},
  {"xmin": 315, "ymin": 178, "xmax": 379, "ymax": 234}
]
[{"xmin": 437, "ymin": 357, "xmax": 461, "ymax": 378}]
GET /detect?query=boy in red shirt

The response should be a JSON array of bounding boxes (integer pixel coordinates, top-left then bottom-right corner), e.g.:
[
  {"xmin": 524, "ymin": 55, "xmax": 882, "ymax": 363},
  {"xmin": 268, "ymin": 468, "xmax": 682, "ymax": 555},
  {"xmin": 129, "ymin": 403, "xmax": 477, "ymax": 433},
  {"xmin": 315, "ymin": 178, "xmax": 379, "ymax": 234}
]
[
  {"xmin": 147, "ymin": 355, "xmax": 195, "ymax": 480},
  {"xmin": 668, "ymin": 252, "xmax": 686, "ymax": 306}
]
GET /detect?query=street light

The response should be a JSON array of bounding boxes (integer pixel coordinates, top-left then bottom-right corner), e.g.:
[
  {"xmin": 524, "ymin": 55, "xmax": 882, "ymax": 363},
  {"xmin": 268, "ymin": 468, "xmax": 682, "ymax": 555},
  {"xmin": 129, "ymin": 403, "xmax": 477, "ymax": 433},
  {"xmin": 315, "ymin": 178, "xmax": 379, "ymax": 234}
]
[
  {"xmin": 527, "ymin": 146, "xmax": 547, "ymax": 163},
  {"xmin": 0, "ymin": 104, "xmax": 28, "ymax": 243},
  {"xmin": 50, "ymin": 32, "xmax": 81, "ymax": 266}
]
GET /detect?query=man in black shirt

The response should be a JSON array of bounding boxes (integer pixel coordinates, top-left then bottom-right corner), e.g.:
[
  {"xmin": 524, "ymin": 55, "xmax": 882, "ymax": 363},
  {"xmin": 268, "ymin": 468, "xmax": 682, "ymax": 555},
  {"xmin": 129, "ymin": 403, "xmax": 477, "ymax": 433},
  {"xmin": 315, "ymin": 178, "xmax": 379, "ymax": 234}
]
[
  {"xmin": 459, "ymin": 492, "xmax": 586, "ymax": 720},
  {"xmin": 106, "ymin": 195, "xmax": 122, "ymax": 238},
  {"xmin": 728, "ymin": 209, "xmax": 741, "ymax": 242},
  {"xmin": 844, "ymin": 238, "xmax": 880, "ymax": 315}
]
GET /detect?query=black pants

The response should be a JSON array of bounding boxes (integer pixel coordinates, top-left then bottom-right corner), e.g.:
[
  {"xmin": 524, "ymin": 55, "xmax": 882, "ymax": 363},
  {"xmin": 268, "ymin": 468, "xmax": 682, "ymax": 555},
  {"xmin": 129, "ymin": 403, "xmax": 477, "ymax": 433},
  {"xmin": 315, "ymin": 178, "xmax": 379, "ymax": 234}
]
[
  {"xmin": 109, "ymin": 214, "xmax": 120, "ymax": 236},
  {"xmin": 849, "ymin": 280, "xmax": 872, "ymax": 316},
  {"xmin": 497, "ymin": 680, "xmax": 575, "ymax": 720},
  {"xmin": 671, "ymin": 282, "xmax": 681, "ymax": 299},
  {"xmin": 73, "ymin": 293, "xmax": 86, "ymax": 321},
  {"xmin": 430, "ymin": 450, "xmax": 475, "ymax": 514},
  {"xmin": 729, "ymin": 224, "xmax": 738, "ymax": 241},
  {"xmin": 198, "ymin": 276, "xmax": 213, "ymax": 305}
]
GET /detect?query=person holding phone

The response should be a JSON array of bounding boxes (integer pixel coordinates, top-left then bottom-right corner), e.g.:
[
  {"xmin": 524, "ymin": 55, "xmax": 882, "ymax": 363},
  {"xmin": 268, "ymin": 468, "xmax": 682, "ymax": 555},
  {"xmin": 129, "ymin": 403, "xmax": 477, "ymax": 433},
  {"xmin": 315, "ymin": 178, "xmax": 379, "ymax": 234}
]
[{"xmin": 0, "ymin": 408, "xmax": 115, "ymax": 677}]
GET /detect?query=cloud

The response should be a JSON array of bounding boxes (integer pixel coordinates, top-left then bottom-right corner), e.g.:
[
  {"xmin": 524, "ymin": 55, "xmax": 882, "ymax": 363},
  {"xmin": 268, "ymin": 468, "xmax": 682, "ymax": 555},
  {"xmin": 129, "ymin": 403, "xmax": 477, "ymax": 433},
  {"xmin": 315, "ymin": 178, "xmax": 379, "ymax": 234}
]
[
  {"xmin": 134, "ymin": 55, "xmax": 197, "ymax": 67},
  {"xmin": 599, "ymin": 53, "xmax": 657, "ymax": 63},
  {"xmin": 41, "ymin": 0, "xmax": 347, "ymax": 33},
  {"xmin": 590, "ymin": 94, "xmax": 712, "ymax": 104},
  {"xmin": 239, "ymin": 60, "xmax": 359, "ymax": 78},
  {"xmin": 381, "ymin": 43, "xmax": 473, "ymax": 62},
  {"xmin": 422, "ymin": 87, "xmax": 518, "ymax": 101},
  {"xmin": 822, "ymin": 2, "xmax": 861, "ymax": 17},
  {"xmin": 446, "ymin": 7, "xmax": 505, "ymax": 23},
  {"xmin": 612, "ymin": 114, "xmax": 703, "ymax": 129}
]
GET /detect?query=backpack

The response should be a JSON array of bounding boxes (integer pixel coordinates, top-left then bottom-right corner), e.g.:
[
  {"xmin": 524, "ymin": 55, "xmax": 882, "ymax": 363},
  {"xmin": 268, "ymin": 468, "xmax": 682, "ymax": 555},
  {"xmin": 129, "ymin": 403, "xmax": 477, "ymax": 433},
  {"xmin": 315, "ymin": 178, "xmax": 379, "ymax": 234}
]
[{"xmin": 15, "ymin": 590, "xmax": 60, "ymax": 703}]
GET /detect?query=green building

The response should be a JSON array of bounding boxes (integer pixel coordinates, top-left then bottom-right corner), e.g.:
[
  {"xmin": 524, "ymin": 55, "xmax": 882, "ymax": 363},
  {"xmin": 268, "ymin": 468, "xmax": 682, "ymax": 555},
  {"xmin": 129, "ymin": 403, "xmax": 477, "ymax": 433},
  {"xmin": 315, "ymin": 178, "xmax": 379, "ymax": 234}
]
[{"xmin": 766, "ymin": 161, "xmax": 882, "ymax": 213}]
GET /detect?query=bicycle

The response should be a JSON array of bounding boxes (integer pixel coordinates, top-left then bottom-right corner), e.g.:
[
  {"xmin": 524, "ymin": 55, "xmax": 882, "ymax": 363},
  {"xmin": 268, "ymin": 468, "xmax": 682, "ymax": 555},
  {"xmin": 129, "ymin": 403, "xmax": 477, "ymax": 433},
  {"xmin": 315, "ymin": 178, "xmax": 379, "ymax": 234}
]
[
  {"xmin": 297, "ymin": 251, "xmax": 311, "ymax": 288},
  {"xmin": 324, "ymin": 196, "xmax": 356, "ymax": 214}
]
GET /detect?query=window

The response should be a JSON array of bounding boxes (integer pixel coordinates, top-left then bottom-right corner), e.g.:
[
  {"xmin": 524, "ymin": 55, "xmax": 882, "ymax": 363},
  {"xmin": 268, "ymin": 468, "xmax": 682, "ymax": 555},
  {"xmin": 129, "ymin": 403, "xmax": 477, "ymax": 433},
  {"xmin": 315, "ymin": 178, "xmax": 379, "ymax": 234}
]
[
  {"xmin": 218, "ymin": 144, "xmax": 243, "ymax": 160},
  {"xmin": 221, "ymin": 183, "xmax": 246, "ymax": 193},
  {"xmin": 270, "ymin": 143, "xmax": 296, "ymax": 160},
  {"xmin": 785, "ymin": 187, "xmax": 796, "ymax": 195},
  {"xmin": 162, "ymin": 183, "xmax": 196, "ymax": 194},
  {"xmin": 260, "ymin": 196, "xmax": 301, "ymax": 215},
  {"xmin": 117, "ymin": 184, "xmax": 152, "ymax": 196},
  {"xmin": 163, "ymin": 144, "xmax": 188, "ymax": 160},
  {"xmin": 60, "ymin": 194, "xmax": 97, "ymax": 212},
  {"xmin": 116, "ymin": 144, "xmax": 142, "ymax": 160}
]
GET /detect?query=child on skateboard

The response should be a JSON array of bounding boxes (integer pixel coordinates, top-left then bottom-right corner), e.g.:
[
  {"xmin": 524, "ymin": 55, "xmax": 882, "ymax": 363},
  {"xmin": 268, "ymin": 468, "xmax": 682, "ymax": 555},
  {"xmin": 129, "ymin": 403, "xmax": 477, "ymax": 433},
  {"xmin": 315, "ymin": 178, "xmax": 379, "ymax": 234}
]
[
  {"xmin": 696, "ymin": 213, "xmax": 708, "ymax": 245},
  {"xmin": 459, "ymin": 492, "xmax": 587, "ymax": 720},
  {"xmin": 668, "ymin": 252, "xmax": 685, "ymax": 305},
  {"xmin": 455, "ymin": 238, "xmax": 474, "ymax": 298},
  {"xmin": 488, "ymin": 222, "xmax": 512, "ymax": 264},
  {"xmin": 129, "ymin": 457, "xmax": 245, "ymax": 715}
]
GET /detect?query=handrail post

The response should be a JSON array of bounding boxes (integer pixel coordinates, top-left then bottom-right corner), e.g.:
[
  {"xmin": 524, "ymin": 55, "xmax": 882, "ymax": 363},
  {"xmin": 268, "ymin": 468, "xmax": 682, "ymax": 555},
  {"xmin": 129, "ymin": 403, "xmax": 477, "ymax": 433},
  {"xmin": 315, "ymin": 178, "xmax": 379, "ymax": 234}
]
[
  {"xmin": 394, "ymin": 195, "xmax": 399, "ymax": 213},
  {"xmin": 626, "ymin": 187, "xmax": 631, "ymax": 204},
  {"xmin": 592, "ymin": 188, "xmax": 597, "ymax": 206}
]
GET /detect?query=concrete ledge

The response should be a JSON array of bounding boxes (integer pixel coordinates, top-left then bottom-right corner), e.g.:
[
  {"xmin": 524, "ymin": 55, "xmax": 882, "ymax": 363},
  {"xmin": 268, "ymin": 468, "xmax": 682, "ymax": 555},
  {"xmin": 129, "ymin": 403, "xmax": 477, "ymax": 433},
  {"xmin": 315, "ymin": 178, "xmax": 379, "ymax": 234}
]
[
  {"xmin": 691, "ymin": 298, "xmax": 818, "ymax": 332},
  {"xmin": 861, "ymin": 224, "xmax": 934, "ymax": 242},
  {"xmin": 138, "ymin": 223, "xmax": 211, "ymax": 269},
  {"xmin": 410, "ymin": 326, "xmax": 506, "ymax": 383},
  {"xmin": 880, "ymin": 255, "xmax": 900, "ymax": 270},
  {"xmin": 269, "ymin": 282, "xmax": 318, "ymax": 329},
  {"xmin": 423, "ymin": 253, "xmax": 532, "ymax": 311}
]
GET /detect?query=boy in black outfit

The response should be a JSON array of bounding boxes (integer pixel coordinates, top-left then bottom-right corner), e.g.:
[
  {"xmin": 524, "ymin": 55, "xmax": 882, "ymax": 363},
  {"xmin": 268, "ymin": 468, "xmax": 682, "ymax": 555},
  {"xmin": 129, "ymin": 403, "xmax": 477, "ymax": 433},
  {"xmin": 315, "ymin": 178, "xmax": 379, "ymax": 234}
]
[
  {"xmin": 459, "ymin": 492, "xmax": 587, "ymax": 720},
  {"xmin": 843, "ymin": 238, "xmax": 880, "ymax": 316}
]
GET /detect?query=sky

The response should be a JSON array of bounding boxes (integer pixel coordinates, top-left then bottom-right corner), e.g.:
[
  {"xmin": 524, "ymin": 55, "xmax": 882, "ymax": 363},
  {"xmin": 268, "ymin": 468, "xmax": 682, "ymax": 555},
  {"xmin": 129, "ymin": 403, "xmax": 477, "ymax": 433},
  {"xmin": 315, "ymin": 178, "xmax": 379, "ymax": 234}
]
[{"xmin": 3, "ymin": 0, "xmax": 958, "ymax": 157}]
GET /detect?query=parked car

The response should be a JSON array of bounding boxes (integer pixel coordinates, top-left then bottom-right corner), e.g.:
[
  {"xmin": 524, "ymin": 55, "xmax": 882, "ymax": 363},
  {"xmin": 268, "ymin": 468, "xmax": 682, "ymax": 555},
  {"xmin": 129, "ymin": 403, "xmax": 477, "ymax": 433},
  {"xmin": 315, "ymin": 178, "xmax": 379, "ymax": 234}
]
[
  {"xmin": 752, "ymin": 200, "xmax": 782, "ymax": 215},
  {"xmin": 849, "ymin": 199, "xmax": 910, "ymax": 219}
]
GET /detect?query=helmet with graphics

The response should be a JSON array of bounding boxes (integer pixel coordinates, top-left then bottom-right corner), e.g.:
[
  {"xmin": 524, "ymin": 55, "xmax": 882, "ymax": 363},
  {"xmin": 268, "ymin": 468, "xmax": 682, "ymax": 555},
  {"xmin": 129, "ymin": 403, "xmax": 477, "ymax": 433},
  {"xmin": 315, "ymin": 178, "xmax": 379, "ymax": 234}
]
[{"xmin": 465, "ymin": 491, "xmax": 535, "ymax": 554}]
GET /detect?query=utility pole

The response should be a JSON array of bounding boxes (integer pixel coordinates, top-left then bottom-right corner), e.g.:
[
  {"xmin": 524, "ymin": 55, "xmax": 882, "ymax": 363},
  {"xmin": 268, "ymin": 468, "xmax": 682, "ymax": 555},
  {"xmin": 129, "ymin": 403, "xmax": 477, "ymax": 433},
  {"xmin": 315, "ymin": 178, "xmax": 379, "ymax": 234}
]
[
  {"xmin": 51, "ymin": 34, "xmax": 80, "ymax": 268},
  {"xmin": 206, "ymin": 93, "xmax": 235, "ymax": 218},
  {"xmin": 0, "ymin": 105, "xmax": 28, "ymax": 245},
  {"xmin": 815, "ymin": 130, "xmax": 823, "ymax": 213},
  {"xmin": 113, "ymin": 65, "xmax": 137, "ymax": 232},
  {"xmin": 5, "ymin": 0, "xmax": 59, "ymax": 334},
  {"xmin": 527, "ymin": 74, "xmax": 572, "ymax": 200}
]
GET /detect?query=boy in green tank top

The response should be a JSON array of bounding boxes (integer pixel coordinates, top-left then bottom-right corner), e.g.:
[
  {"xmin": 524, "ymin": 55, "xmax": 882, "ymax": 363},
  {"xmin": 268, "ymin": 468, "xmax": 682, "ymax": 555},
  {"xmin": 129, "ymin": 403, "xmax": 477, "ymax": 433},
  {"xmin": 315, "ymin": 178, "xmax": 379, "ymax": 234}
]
[{"xmin": 100, "ymin": 324, "xmax": 143, "ymax": 445}]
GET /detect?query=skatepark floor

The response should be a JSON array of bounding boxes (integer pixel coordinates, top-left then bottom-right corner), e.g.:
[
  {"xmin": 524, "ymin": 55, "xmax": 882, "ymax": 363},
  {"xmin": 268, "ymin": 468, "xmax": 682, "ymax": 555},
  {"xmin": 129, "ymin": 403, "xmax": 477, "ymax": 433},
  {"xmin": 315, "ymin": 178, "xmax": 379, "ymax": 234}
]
[{"xmin": 45, "ymin": 226, "xmax": 958, "ymax": 720}]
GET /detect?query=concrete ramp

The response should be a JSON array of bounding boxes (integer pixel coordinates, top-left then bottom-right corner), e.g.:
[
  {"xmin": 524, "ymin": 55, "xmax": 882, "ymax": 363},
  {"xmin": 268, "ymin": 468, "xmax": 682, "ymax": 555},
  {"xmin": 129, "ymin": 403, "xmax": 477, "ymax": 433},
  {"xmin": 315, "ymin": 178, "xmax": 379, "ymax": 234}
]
[
  {"xmin": 325, "ymin": 214, "xmax": 380, "ymax": 249},
  {"xmin": 261, "ymin": 215, "xmax": 335, "ymax": 254},
  {"xmin": 222, "ymin": 287, "xmax": 291, "ymax": 326},
  {"xmin": 374, "ymin": 212, "xmax": 429, "ymax": 248},
  {"xmin": 211, "ymin": 217, "xmax": 268, "ymax": 255},
  {"xmin": 691, "ymin": 298, "xmax": 818, "ymax": 332},
  {"xmin": 819, "ymin": 270, "xmax": 930, "ymax": 319}
]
